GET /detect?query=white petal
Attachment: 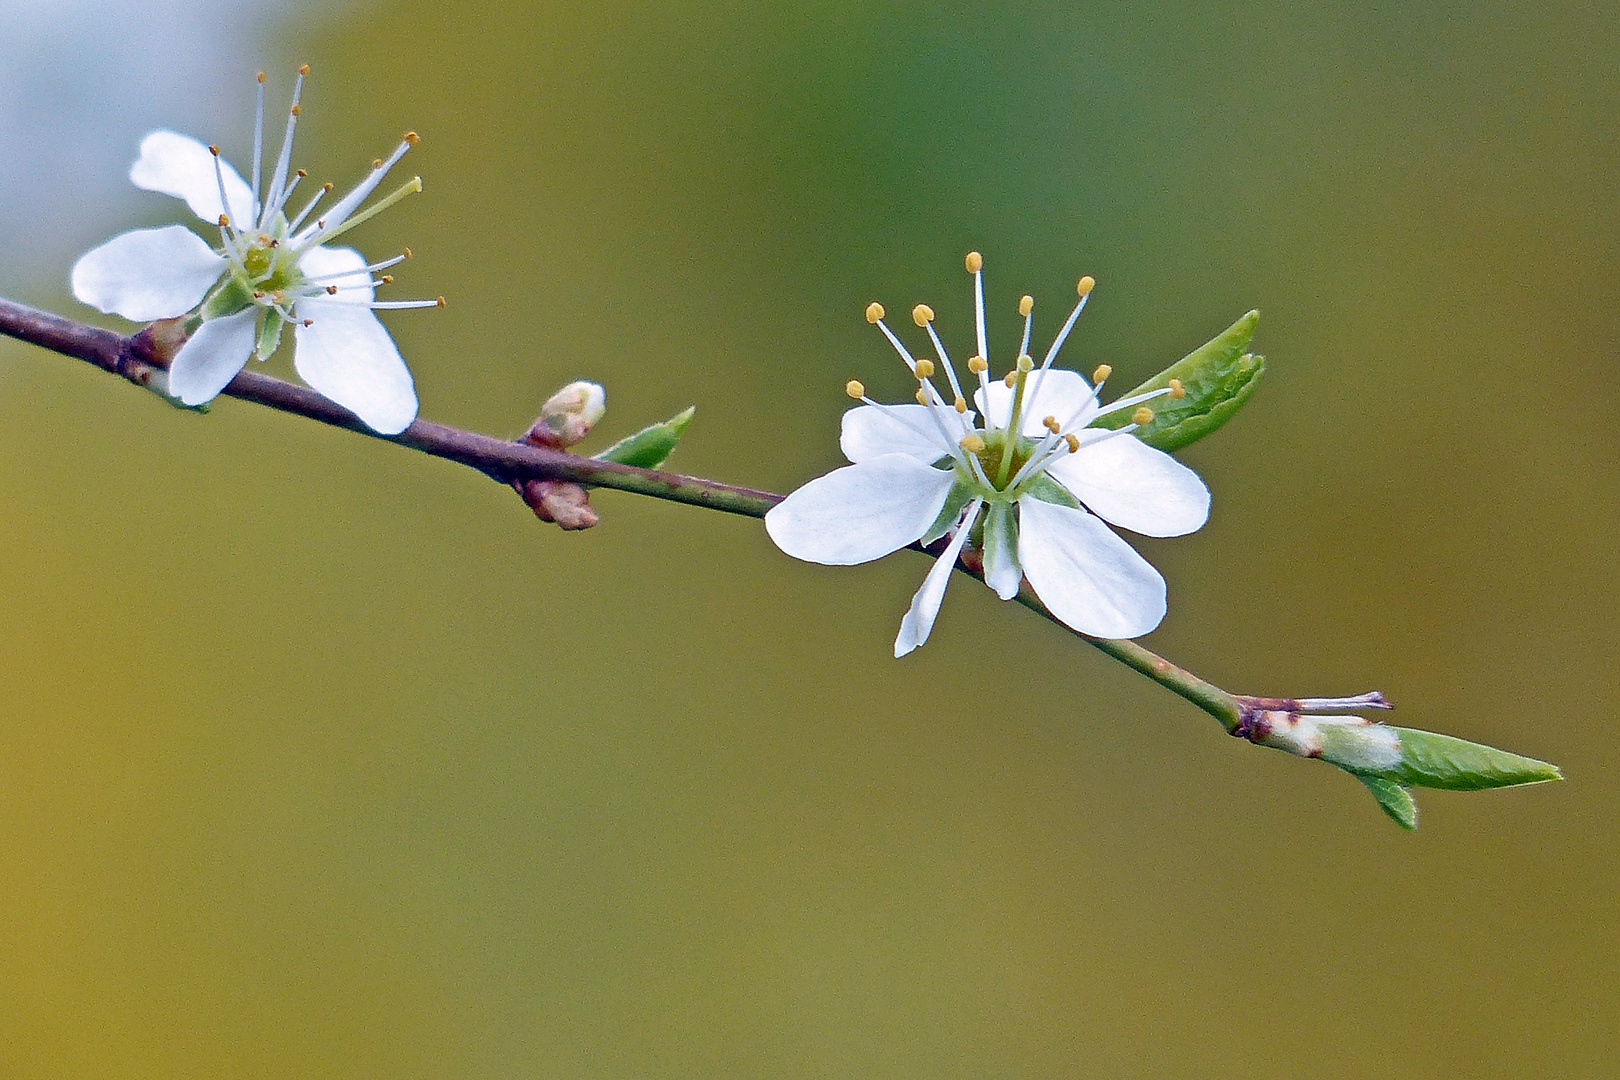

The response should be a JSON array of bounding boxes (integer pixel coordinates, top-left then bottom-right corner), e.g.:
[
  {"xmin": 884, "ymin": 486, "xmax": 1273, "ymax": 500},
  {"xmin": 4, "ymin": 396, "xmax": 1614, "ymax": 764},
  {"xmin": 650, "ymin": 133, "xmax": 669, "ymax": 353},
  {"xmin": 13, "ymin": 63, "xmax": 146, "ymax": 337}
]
[
  {"xmin": 974, "ymin": 369, "xmax": 1099, "ymax": 435},
  {"xmin": 70, "ymin": 225, "xmax": 225, "ymax": 321},
  {"xmin": 293, "ymin": 300, "xmax": 418, "ymax": 435},
  {"xmin": 1045, "ymin": 430, "xmax": 1210, "ymax": 537},
  {"xmin": 894, "ymin": 498, "xmax": 982, "ymax": 657},
  {"xmin": 129, "ymin": 130, "xmax": 256, "ymax": 226},
  {"xmin": 168, "ymin": 308, "xmax": 258, "ymax": 405},
  {"xmin": 297, "ymin": 245, "xmax": 374, "ymax": 302},
  {"xmin": 982, "ymin": 500, "xmax": 1023, "ymax": 599},
  {"xmin": 839, "ymin": 404, "xmax": 955, "ymax": 463},
  {"xmin": 765, "ymin": 454, "xmax": 956, "ymax": 566},
  {"xmin": 1017, "ymin": 494, "xmax": 1167, "ymax": 638}
]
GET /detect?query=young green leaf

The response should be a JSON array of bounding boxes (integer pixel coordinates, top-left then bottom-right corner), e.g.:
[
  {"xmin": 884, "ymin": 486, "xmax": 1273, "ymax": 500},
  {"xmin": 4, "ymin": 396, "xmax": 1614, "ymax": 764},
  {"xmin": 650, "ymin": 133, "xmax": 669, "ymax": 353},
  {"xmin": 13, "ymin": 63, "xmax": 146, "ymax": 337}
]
[
  {"xmin": 593, "ymin": 406, "xmax": 696, "ymax": 469},
  {"xmin": 1356, "ymin": 776, "xmax": 1419, "ymax": 830},
  {"xmin": 1091, "ymin": 310, "xmax": 1265, "ymax": 452},
  {"xmin": 1374, "ymin": 727, "xmax": 1563, "ymax": 791}
]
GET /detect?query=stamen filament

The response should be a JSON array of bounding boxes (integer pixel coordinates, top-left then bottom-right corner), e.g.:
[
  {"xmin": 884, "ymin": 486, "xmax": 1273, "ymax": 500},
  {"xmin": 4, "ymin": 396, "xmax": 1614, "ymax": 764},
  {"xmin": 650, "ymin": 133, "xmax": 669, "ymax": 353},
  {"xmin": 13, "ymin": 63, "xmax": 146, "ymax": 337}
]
[
  {"xmin": 251, "ymin": 73, "xmax": 266, "ymax": 206},
  {"xmin": 261, "ymin": 66, "xmax": 307, "ymax": 230}
]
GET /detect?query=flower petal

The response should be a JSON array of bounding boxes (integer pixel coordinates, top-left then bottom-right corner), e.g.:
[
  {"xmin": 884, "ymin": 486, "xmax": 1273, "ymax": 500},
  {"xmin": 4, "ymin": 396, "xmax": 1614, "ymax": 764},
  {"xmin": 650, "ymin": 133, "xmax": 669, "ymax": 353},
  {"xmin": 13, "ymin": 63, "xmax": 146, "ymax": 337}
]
[
  {"xmin": 840, "ymin": 404, "xmax": 954, "ymax": 464},
  {"xmin": 168, "ymin": 307, "xmax": 258, "ymax": 405},
  {"xmin": 129, "ymin": 130, "xmax": 256, "ymax": 226},
  {"xmin": 293, "ymin": 299, "xmax": 418, "ymax": 435},
  {"xmin": 70, "ymin": 225, "xmax": 225, "ymax": 321},
  {"xmin": 974, "ymin": 369, "xmax": 1098, "ymax": 435},
  {"xmin": 1045, "ymin": 430, "xmax": 1210, "ymax": 537},
  {"xmin": 1017, "ymin": 494, "xmax": 1167, "ymax": 638},
  {"xmin": 982, "ymin": 500, "xmax": 1023, "ymax": 599},
  {"xmin": 895, "ymin": 498, "xmax": 982, "ymax": 657},
  {"xmin": 297, "ymin": 245, "xmax": 374, "ymax": 302},
  {"xmin": 765, "ymin": 454, "xmax": 956, "ymax": 566}
]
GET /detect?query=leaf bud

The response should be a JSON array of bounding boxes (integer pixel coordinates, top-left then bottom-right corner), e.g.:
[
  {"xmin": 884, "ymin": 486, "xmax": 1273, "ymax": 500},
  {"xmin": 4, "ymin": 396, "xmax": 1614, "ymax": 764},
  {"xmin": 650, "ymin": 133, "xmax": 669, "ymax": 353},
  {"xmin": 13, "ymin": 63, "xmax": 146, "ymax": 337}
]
[{"xmin": 523, "ymin": 380, "xmax": 607, "ymax": 449}]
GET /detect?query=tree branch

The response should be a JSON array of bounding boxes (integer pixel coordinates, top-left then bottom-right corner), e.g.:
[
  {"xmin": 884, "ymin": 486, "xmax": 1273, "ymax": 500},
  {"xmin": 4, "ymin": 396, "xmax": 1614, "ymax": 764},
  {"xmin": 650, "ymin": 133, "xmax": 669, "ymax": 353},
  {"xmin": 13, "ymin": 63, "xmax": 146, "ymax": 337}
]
[{"xmin": 0, "ymin": 293, "xmax": 1282, "ymax": 732}]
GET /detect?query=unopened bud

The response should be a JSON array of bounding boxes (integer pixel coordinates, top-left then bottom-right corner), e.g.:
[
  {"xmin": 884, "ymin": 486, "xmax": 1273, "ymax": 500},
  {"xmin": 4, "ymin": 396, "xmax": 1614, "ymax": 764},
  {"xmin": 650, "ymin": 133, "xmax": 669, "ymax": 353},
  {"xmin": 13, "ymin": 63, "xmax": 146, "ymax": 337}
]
[
  {"xmin": 516, "ymin": 479, "xmax": 599, "ymax": 531},
  {"xmin": 524, "ymin": 380, "xmax": 607, "ymax": 449}
]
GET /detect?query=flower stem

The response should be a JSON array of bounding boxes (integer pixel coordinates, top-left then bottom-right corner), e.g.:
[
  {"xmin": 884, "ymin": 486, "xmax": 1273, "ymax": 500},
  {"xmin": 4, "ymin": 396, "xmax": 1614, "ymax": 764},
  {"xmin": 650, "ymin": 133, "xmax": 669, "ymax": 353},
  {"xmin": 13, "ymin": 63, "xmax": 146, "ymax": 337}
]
[{"xmin": 0, "ymin": 294, "xmax": 1265, "ymax": 729}]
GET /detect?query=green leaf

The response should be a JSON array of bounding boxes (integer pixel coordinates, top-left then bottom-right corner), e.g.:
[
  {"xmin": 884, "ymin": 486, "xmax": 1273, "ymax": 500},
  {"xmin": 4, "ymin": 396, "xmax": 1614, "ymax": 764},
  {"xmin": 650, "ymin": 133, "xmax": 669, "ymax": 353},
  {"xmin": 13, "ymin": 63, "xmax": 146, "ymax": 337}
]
[
  {"xmin": 1090, "ymin": 311, "xmax": 1265, "ymax": 451},
  {"xmin": 1356, "ymin": 776, "xmax": 1418, "ymax": 830},
  {"xmin": 1370, "ymin": 728, "xmax": 1563, "ymax": 791},
  {"xmin": 593, "ymin": 406, "xmax": 696, "ymax": 469}
]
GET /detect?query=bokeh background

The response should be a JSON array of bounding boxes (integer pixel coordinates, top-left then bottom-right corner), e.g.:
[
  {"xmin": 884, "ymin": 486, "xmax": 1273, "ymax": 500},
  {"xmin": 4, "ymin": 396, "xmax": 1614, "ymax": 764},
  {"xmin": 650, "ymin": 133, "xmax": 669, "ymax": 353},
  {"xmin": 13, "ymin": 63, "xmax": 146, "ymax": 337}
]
[{"xmin": 1, "ymin": 1, "xmax": 1616, "ymax": 1076}]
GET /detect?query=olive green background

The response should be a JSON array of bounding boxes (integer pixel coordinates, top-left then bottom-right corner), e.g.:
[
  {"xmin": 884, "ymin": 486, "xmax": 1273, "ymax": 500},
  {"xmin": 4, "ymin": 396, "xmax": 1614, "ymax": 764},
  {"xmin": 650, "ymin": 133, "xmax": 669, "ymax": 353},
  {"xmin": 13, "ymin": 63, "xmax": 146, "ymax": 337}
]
[{"xmin": 1, "ymin": 1, "xmax": 1616, "ymax": 1076}]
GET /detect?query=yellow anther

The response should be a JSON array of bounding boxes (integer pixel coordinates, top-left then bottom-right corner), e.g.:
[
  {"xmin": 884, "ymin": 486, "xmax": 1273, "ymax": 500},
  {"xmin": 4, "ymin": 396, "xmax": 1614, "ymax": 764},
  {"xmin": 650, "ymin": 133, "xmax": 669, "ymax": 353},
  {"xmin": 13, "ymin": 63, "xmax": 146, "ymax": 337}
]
[
  {"xmin": 960, "ymin": 433, "xmax": 986, "ymax": 453},
  {"xmin": 1017, "ymin": 354, "xmax": 1034, "ymax": 373},
  {"xmin": 1077, "ymin": 275, "xmax": 1095, "ymax": 297},
  {"xmin": 402, "ymin": 247, "xmax": 413, "ymax": 259},
  {"xmin": 1064, "ymin": 433, "xmax": 1080, "ymax": 453},
  {"xmin": 954, "ymin": 395, "xmax": 968, "ymax": 414},
  {"xmin": 965, "ymin": 251, "xmax": 983, "ymax": 273},
  {"xmin": 1169, "ymin": 378, "xmax": 1186, "ymax": 399},
  {"xmin": 967, "ymin": 356, "xmax": 988, "ymax": 373},
  {"xmin": 404, "ymin": 131, "xmax": 421, "ymax": 146},
  {"xmin": 217, "ymin": 214, "xmax": 230, "ymax": 227},
  {"xmin": 1092, "ymin": 364, "xmax": 1112, "ymax": 383},
  {"xmin": 1003, "ymin": 371, "xmax": 1017, "ymax": 388},
  {"xmin": 295, "ymin": 168, "xmax": 307, "ymax": 178},
  {"xmin": 380, "ymin": 274, "xmax": 394, "ymax": 285},
  {"xmin": 371, "ymin": 158, "xmax": 382, "ymax": 169},
  {"xmin": 256, "ymin": 72, "xmax": 267, "ymax": 84},
  {"xmin": 912, "ymin": 304, "xmax": 935, "ymax": 327},
  {"xmin": 302, "ymin": 318, "xmax": 313, "ymax": 327},
  {"xmin": 913, "ymin": 358, "xmax": 935, "ymax": 379},
  {"xmin": 208, "ymin": 144, "xmax": 220, "ymax": 156},
  {"xmin": 299, "ymin": 64, "xmax": 311, "ymax": 76},
  {"xmin": 1132, "ymin": 406, "xmax": 1155, "ymax": 426},
  {"xmin": 1018, "ymin": 294, "xmax": 1033, "ymax": 316},
  {"xmin": 435, "ymin": 296, "xmax": 446, "ymax": 308},
  {"xmin": 865, "ymin": 301, "xmax": 885, "ymax": 323},
  {"xmin": 845, "ymin": 379, "xmax": 866, "ymax": 399},
  {"xmin": 291, "ymin": 104, "xmax": 302, "ymax": 117},
  {"xmin": 1043, "ymin": 415, "xmax": 1060, "ymax": 434},
  {"xmin": 915, "ymin": 388, "xmax": 930, "ymax": 405},
  {"xmin": 322, "ymin": 182, "xmax": 335, "ymax": 194},
  {"xmin": 326, "ymin": 285, "xmax": 338, "ymax": 295},
  {"xmin": 257, "ymin": 233, "xmax": 272, "ymax": 245}
]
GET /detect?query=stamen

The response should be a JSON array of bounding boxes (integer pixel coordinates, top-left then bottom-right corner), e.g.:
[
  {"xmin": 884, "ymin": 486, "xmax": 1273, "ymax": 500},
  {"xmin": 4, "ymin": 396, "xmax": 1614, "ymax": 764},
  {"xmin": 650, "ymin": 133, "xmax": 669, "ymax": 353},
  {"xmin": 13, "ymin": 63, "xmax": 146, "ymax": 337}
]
[
  {"xmin": 845, "ymin": 379, "xmax": 865, "ymax": 399},
  {"xmin": 865, "ymin": 302, "xmax": 884, "ymax": 323},
  {"xmin": 960, "ymin": 433, "xmax": 986, "ymax": 453},
  {"xmin": 912, "ymin": 304, "xmax": 934, "ymax": 329},
  {"xmin": 915, "ymin": 389, "xmax": 929, "ymax": 405},
  {"xmin": 325, "ymin": 285, "xmax": 338, "ymax": 295},
  {"xmin": 379, "ymin": 275, "xmax": 394, "ymax": 285},
  {"xmin": 293, "ymin": 135, "xmax": 417, "ymax": 248},
  {"xmin": 967, "ymin": 356, "xmax": 987, "ymax": 374},
  {"xmin": 1023, "ymin": 276, "xmax": 1095, "ymax": 427},
  {"xmin": 1077, "ymin": 275, "xmax": 1095, "ymax": 298},
  {"xmin": 970, "ymin": 253, "xmax": 987, "ymax": 372},
  {"xmin": 1092, "ymin": 363, "xmax": 1112, "ymax": 384},
  {"xmin": 1168, "ymin": 378, "xmax": 1186, "ymax": 399},
  {"xmin": 1003, "ymin": 371, "xmax": 1017, "ymax": 388},
  {"xmin": 252, "ymin": 73, "xmax": 266, "ymax": 207},
  {"xmin": 1064, "ymin": 433, "xmax": 1080, "ymax": 452},
  {"xmin": 209, "ymin": 147, "xmax": 239, "ymax": 240},
  {"xmin": 1042, "ymin": 415, "xmax": 1060, "ymax": 434},
  {"xmin": 1018, "ymin": 295, "xmax": 1033, "ymax": 317},
  {"xmin": 954, "ymin": 395, "xmax": 967, "ymax": 414},
  {"xmin": 262, "ymin": 65, "xmax": 308, "ymax": 229},
  {"xmin": 1132, "ymin": 406, "xmax": 1155, "ymax": 426},
  {"xmin": 355, "ymin": 297, "xmax": 445, "ymax": 311},
  {"xmin": 288, "ymin": 182, "xmax": 335, "ymax": 232},
  {"xmin": 913, "ymin": 358, "xmax": 935, "ymax": 379},
  {"xmin": 404, "ymin": 131, "xmax": 420, "ymax": 146}
]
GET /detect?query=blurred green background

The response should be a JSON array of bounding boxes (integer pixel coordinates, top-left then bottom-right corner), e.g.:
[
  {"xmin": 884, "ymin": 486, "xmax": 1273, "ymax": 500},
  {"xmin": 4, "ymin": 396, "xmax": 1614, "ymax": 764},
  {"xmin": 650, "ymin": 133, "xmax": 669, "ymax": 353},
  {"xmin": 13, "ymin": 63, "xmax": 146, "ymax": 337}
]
[{"xmin": 1, "ymin": 1, "xmax": 1616, "ymax": 1076}]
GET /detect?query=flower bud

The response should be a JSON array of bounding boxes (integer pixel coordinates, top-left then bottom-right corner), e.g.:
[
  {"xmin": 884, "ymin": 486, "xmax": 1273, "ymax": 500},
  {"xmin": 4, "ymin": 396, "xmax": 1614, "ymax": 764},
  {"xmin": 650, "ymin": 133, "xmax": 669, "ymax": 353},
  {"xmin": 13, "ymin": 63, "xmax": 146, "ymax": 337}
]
[
  {"xmin": 523, "ymin": 380, "xmax": 606, "ymax": 449},
  {"xmin": 517, "ymin": 478, "xmax": 599, "ymax": 530}
]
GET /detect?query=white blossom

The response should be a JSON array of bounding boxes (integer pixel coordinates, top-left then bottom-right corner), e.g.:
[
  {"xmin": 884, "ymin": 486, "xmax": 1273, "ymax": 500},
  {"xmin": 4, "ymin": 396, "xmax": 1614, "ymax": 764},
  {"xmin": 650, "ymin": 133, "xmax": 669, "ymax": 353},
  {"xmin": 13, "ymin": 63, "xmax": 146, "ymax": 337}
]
[
  {"xmin": 69, "ymin": 67, "xmax": 440, "ymax": 435},
  {"xmin": 766, "ymin": 254, "xmax": 1210, "ymax": 656}
]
